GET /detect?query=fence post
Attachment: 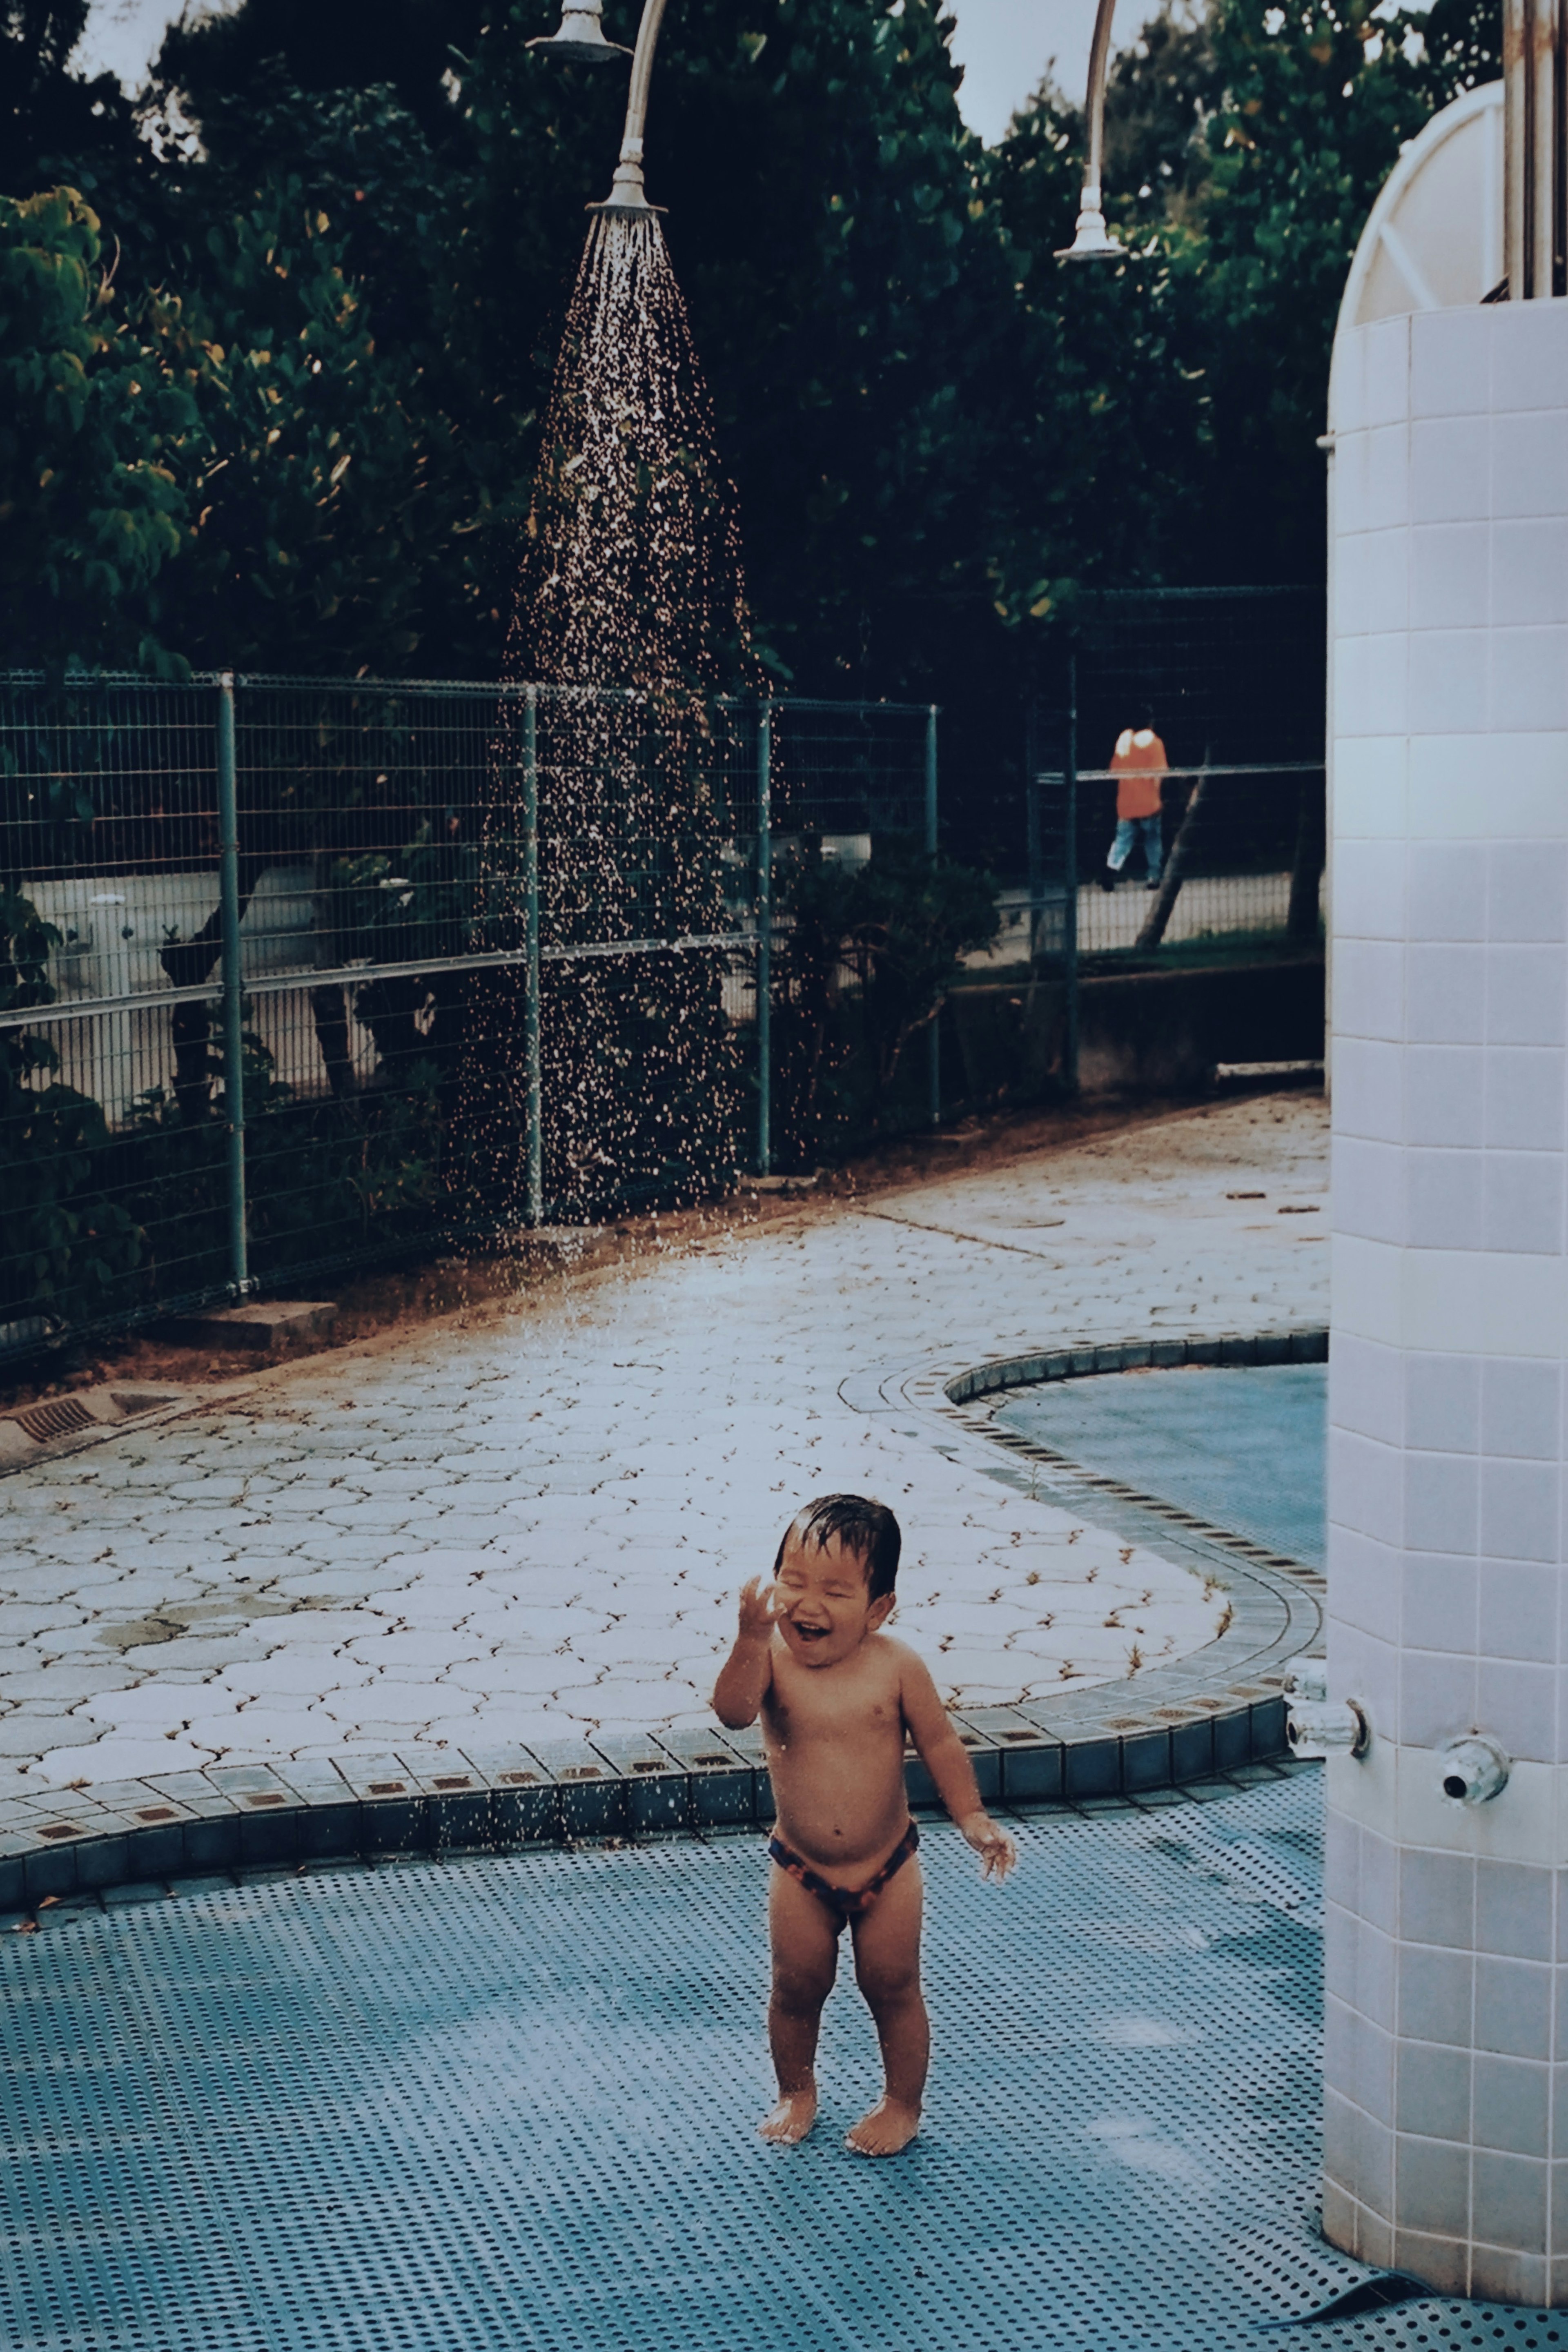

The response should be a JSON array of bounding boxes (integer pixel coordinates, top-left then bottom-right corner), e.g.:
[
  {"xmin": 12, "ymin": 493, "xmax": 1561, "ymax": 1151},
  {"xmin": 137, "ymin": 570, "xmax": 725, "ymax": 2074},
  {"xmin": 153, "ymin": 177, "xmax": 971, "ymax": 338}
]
[
  {"xmin": 1063, "ymin": 652, "xmax": 1080, "ymax": 1095},
  {"xmin": 756, "ymin": 699, "xmax": 772, "ymax": 1177},
  {"xmin": 1025, "ymin": 771, "xmax": 1043, "ymax": 969},
  {"xmin": 216, "ymin": 670, "xmax": 250, "ymax": 1297},
  {"xmin": 925, "ymin": 703, "xmax": 940, "ymax": 1127},
  {"xmin": 523, "ymin": 684, "xmax": 544, "ymax": 1228}
]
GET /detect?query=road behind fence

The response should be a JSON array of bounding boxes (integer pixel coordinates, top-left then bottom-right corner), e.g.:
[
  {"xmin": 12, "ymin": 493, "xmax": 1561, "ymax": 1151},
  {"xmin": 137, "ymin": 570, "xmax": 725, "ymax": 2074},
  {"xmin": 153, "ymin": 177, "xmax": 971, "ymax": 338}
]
[{"xmin": 1018, "ymin": 588, "xmax": 1326, "ymax": 1088}]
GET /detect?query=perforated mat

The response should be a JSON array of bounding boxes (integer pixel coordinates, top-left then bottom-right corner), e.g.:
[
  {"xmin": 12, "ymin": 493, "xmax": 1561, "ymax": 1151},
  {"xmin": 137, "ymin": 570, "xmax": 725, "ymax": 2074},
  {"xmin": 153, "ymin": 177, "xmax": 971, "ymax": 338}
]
[{"xmin": 3, "ymin": 1774, "xmax": 1565, "ymax": 2351}]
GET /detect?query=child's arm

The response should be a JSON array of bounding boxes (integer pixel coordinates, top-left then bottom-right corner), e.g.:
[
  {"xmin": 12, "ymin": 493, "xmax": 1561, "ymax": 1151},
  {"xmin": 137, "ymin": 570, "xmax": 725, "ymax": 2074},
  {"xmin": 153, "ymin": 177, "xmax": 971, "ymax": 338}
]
[
  {"xmin": 712, "ymin": 1575, "xmax": 780, "ymax": 1728},
  {"xmin": 900, "ymin": 1651, "xmax": 1018, "ymax": 1882}
]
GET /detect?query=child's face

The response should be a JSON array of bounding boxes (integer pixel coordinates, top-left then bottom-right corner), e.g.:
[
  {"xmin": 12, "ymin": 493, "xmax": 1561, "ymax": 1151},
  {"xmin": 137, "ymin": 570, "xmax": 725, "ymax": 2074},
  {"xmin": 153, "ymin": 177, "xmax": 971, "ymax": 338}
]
[{"xmin": 773, "ymin": 1530, "xmax": 893, "ymax": 1669}]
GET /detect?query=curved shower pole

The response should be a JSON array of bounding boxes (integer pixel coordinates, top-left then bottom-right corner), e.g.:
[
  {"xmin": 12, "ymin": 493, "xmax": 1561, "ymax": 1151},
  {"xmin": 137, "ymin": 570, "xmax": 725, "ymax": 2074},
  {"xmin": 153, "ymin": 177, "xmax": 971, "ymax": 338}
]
[
  {"xmin": 590, "ymin": 0, "xmax": 671, "ymax": 215},
  {"xmin": 526, "ymin": 0, "xmax": 673, "ymax": 217},
  {"xmin": 1056, "ymin": 0, "xmax": 1125, "ymax": 260}
]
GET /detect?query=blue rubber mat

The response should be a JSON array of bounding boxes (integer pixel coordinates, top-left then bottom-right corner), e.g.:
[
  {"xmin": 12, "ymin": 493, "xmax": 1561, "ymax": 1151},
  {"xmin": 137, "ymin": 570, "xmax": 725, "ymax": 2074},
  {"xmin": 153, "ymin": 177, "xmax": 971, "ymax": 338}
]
[
  {"xmin": 995, "ymin": 1362, "xmax": 1327, "ymax": 1567},
  {"xmin": 3, "ymin": 1774, "xmax": 1563, "ymax": 2352}
]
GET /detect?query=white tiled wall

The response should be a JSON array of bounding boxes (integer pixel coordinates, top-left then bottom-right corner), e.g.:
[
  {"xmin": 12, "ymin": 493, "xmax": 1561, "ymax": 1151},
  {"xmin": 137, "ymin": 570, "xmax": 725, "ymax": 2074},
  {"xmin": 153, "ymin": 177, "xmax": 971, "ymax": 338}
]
[{"xmin": 1326, "ymin": 301, "xmax": 1568, "ymax": 2307}]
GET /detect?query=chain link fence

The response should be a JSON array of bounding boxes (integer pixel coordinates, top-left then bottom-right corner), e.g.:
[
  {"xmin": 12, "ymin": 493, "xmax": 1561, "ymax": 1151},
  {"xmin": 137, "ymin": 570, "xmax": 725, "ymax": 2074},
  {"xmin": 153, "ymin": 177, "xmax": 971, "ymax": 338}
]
[{"xmin": 0, "ymin": 674, "xmax": 938, "ymax": 1361}]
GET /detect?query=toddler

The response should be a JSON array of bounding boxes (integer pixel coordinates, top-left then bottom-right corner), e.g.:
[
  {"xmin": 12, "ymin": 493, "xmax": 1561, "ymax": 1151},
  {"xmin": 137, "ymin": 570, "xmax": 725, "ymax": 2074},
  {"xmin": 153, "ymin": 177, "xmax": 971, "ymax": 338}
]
[{"xmin": 713, "ymin": 1492, "xmax": 1016, "ymax": 2156}]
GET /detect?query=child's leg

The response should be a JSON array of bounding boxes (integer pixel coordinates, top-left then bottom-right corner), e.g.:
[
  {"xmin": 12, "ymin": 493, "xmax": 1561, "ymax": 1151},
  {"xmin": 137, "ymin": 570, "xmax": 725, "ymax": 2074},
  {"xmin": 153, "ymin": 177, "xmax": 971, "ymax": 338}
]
[
  {"xmin": 760, "ymin": 1863, "xmax": 839, "ymax": 2144},
  {"xmin": 846, "ymin": 1856, "xmax": 927, "ymax": 2156}
]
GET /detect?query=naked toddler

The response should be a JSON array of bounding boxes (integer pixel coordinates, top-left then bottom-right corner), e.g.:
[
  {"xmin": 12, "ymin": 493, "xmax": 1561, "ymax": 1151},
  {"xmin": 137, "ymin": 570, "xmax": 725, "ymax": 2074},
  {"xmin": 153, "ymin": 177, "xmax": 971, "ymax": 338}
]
[{"xmin": 712, "ymin": 1493, "xmax": 1016, "ymax": 2157}]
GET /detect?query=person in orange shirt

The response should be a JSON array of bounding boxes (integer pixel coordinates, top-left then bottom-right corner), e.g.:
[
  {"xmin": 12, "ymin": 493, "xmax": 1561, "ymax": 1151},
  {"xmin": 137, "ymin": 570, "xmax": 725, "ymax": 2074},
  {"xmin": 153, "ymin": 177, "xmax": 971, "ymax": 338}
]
[{"xmin": 1101, "ymin": 725, "xmax": 1168, "ymax": 891}]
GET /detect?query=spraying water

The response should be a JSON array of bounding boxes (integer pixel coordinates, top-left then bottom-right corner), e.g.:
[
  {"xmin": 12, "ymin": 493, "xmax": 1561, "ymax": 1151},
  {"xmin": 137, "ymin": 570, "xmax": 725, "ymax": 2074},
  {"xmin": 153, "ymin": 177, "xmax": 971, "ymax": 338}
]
[
  {"xmin": 524, "ymin": 211, "xmax": 749, "ymax": 692},
  {"xmin": 459, "ymin": 213, "xmax": 755, "ymax": 1231}
]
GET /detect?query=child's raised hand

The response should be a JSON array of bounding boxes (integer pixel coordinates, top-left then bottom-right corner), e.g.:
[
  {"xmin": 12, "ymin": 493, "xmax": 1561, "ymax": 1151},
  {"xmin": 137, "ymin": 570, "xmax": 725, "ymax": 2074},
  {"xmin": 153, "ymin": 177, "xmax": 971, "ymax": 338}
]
[
  {"xmin": 960, "ymin": 1812, "xmax": 1018, "ymax": 1882},
  {"xmin": 736, "ymin": 1574, "xmax": 783, "ymax": 1646}
]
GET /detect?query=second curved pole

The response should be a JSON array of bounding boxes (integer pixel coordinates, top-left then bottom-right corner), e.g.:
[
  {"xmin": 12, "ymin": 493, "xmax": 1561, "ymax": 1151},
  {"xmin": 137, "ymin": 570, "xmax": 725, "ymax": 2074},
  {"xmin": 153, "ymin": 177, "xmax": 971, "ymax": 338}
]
[
  {"xmin": 589, "ymin": 0, "xmax": 672, "ymax": 215},
  {"xmin": 1056, "ymin": 0, "xmax": 1125, "ymax": 261}
]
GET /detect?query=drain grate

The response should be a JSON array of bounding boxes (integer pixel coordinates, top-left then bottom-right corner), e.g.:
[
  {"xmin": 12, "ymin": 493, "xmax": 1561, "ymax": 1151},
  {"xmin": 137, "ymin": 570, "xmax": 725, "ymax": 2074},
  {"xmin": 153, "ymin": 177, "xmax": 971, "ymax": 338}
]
[
  {"xmin": 1, "ymin": 1776, "xmax": 1562, "ymax": 2352},
  {"xmin": 13, "ymin": 1396, "xmax": 97, "ymax": 1442},
  {"xmin": 6, "ymin": 1388, "xmax": 172, "ymax": 1453}
]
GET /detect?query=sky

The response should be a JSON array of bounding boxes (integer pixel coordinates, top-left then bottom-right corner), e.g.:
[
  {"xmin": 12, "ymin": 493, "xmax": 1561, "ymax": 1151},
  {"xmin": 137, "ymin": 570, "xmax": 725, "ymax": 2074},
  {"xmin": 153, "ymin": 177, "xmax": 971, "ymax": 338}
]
[{"xmin": 74, "ymin": 0, "xmax": 1153, "ymax": 147}]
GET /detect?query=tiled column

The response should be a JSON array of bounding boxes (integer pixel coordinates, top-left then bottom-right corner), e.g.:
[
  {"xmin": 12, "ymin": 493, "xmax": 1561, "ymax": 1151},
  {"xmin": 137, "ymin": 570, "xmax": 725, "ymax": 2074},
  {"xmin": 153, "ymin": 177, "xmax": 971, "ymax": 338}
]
[{"xmin": 1325, "ymin": 297, "xmax": 1568, "ymax": 2306}]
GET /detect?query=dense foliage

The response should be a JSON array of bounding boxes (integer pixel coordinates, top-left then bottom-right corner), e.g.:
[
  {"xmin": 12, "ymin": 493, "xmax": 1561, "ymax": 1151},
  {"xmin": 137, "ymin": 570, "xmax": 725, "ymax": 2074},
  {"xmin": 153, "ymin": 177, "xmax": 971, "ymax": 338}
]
[{"xmin": 0, "ymin": 0, "xmax": 1502, "ymax": 704}]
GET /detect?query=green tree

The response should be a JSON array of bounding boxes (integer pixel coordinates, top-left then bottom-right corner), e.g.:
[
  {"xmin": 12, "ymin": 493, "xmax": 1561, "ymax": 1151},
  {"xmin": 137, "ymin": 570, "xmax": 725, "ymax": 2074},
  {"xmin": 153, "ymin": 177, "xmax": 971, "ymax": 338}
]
[
  {"xmin": 981, "ymin": 99, "xmax": 1212, "ymax": 626},
  {"xmin": 0, "ymin": 185, "xmax": 215, "ymax": 669},
  {"xmin": 162, "ymin": 182, "xmax": 450, "ymax": 675},
  {"xmin": 1103, "ymin": 2, "xmax": 1221, "ymax": 230},
  {"xmin": 1038, "ymin": 0, "xmax": 1504, "ymax": 583},
  {"xmin": 156, "ymin": 0, "xmax": 1023, "ymax": 695},
  {"xmin": 2, "ymin": 0, "xmax": 158, "ymax": 218},
  {"xmin": 0, "ymin": 880, "xmax": 144, "ymax": 1330},
  {"xmin": 778, "ymin": 835, "xmax": 998, "ymax": 1145}
]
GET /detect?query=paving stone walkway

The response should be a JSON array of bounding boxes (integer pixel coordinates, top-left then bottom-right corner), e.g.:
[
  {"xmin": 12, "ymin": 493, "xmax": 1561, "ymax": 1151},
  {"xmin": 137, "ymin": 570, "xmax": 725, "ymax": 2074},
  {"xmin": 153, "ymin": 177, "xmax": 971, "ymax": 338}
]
[{"xmin": 0, "ymin": 1092, "xmax": 1327, "ymax": 1793}]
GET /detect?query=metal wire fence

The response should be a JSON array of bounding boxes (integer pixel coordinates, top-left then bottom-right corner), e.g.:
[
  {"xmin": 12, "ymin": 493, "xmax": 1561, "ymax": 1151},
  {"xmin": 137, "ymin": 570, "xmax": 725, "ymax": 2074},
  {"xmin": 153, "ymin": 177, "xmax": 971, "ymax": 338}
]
[
  {"xmin": 997, "ymin": 589, "xmax": 1327, "ymax": 1085},
  {"xmin": 0, "ymin": 674, "xmax": 938, "ymax": 1359}
]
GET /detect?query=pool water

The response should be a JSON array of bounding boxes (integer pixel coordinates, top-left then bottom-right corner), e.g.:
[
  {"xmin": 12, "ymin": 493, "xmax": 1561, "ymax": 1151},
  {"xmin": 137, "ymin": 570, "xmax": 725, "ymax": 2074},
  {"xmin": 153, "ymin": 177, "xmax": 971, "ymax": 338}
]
[{"xmin": 994, "ymin": 1363, "xmax": 1327, "ymax": 1569}]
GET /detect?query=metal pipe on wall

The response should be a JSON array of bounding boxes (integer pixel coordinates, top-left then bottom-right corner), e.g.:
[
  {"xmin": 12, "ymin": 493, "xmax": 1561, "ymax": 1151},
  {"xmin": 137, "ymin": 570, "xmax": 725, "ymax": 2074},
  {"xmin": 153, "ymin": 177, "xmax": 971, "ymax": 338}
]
[
  {"xmin": 1057, "ymin": 0, "xmax": 1126, "ymax": 261},
  {"xmin": 1503, "ymin": 0, "xmax": 1567, "ymax": 296}
]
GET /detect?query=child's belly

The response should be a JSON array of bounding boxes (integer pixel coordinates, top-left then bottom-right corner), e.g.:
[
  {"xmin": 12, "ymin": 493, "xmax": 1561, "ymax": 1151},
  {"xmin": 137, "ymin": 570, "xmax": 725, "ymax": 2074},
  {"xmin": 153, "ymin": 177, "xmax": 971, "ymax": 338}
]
[{"xmin": 766, "ymin": 1747, "xmax": 911, "ymax": 1881}]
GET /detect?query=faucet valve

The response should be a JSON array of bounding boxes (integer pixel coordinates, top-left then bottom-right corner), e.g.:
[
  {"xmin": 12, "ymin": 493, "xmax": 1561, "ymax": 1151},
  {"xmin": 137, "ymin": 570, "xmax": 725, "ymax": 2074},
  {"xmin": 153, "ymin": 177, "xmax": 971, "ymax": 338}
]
[
  {"xmin": 1286, "ymin": 1697, "xmax": 1370, "ymax": 1759},
  {"xmin": 1438, "ymin": 1736, "xmax": 1509, "ymax": 1805}
]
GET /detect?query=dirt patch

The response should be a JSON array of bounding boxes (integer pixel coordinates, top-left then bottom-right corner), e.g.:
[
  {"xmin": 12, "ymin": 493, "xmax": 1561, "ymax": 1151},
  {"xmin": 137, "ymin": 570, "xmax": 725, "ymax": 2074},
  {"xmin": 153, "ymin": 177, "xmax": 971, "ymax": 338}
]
[{"xmin": 1, "ymin": 1078, "xmax": 1321, "ymax": 1417}]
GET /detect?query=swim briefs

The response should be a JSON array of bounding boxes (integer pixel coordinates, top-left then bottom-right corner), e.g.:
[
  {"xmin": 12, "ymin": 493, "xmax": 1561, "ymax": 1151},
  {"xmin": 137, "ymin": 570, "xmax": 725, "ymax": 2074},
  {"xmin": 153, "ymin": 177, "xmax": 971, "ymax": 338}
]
[{"xmin": 767, "ymin": 1819, "xmax": 920, "ymax": 1934}]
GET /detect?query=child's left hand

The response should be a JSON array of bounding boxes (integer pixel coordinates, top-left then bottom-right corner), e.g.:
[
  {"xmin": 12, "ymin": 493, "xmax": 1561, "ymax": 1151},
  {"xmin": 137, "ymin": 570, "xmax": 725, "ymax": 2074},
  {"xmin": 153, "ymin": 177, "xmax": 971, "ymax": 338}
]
[{"xmin": 959, "ymin": 1812, "xmax": 1018, "ymax": 1882}]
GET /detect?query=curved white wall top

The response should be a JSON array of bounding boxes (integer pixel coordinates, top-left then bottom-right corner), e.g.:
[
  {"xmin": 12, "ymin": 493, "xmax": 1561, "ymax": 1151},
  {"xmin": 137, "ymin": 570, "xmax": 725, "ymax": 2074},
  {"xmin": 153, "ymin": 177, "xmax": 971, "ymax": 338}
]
[{"xmin": 1334, "ymin": 82, "xmax": 1503, "ymax": 364}]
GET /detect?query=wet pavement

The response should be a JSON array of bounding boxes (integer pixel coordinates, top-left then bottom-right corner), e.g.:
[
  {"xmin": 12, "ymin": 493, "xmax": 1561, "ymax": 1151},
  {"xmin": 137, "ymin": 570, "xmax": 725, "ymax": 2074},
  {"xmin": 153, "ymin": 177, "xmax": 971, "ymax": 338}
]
[{"xmin": 0, "ymin": 1092, "xmax": 1327, "ymax": 1793}]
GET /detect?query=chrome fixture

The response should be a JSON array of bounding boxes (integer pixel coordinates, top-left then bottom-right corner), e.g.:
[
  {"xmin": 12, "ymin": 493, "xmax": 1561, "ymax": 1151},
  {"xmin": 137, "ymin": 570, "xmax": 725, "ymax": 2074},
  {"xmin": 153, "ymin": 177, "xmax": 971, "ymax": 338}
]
[
  {"xmin": 1438, "ymin": 1735, "xmax": 1510, "ymax": 1805},
  {"xmin": 526, "ymin": 0, "xmax": 632, "ymax": 65},
  {"xmin": 1283, "ymin": 1661, "xmax": 1369, "ymax": 1760},
  {"xmin": 1287, "ymin": 1699, "xmax": 1370, "ymax": 1760}
]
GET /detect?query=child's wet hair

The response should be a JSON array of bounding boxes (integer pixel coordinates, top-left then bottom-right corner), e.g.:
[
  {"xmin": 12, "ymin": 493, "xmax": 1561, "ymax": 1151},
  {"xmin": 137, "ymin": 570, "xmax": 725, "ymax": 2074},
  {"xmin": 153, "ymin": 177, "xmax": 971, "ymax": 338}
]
[{"xmin": 775, "ymin": 1494, "xmax": 902, "ymax": 1603}]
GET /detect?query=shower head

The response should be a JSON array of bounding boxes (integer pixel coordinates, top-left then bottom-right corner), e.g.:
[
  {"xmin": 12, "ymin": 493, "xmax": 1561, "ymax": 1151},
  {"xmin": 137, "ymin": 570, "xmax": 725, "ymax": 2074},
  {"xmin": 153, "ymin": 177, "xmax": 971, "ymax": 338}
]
[
  {"xmin": 527, "ymin": 2, "xmax": 632, "ymax": 64},
  {"xmin": 587, "ymin": 151, "xmax": 668, "ymax": 217},
  {"xmin": 1055, "ymin": 190, "xmax": 1125, "ymax": 262},
  {"xmin": 1055, "ymin": 0, "xmax": 1126, "ymax": 263}
]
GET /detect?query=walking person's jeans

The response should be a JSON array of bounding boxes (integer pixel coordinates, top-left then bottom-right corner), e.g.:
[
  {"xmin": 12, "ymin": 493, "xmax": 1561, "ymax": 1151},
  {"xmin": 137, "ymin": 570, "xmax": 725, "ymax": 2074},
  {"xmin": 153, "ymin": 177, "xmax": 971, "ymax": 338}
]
[{"xmin": 1107, "ymin": 814, "xmax": 1163, "ymax": 882}]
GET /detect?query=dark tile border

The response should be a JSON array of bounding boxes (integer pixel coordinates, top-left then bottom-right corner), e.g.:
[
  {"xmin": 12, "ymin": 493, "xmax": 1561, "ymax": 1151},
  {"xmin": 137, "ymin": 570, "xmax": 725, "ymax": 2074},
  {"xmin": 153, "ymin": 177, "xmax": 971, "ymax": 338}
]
[
  {"xmin": 944, "ymin": 1324, "xmax": 1328, "ymax": 1404},
  {"xmin": 0, "ymin": 1744, "xmax": 1319, "ymax": 1928}
]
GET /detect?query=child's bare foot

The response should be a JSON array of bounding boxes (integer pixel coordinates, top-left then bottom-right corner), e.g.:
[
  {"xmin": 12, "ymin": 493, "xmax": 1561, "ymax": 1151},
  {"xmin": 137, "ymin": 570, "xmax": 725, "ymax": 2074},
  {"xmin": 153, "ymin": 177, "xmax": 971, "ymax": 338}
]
[
  {"xmin": 759, "ymin": 2090, "xmax": 818, "ymax": 2145},
  {"xmin": 845, "ymin": 2097, "xmax": 920, "ymax": 2157}
]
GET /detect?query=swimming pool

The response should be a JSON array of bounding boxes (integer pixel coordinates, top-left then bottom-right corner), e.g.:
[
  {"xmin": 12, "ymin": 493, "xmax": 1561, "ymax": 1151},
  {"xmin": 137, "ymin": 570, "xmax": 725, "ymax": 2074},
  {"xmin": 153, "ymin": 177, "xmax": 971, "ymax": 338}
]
[{"xmin": 993, "ymin": 1362, "xmax": 1326, "ymax": 1571}]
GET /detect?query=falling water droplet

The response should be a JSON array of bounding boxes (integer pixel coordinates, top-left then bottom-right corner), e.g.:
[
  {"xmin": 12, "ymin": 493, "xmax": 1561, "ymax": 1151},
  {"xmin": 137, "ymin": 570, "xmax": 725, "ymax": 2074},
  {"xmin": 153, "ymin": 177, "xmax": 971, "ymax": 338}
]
[{"xmin": 457, "ymin": 214, "xmax": 758, "ymax": 1241}]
